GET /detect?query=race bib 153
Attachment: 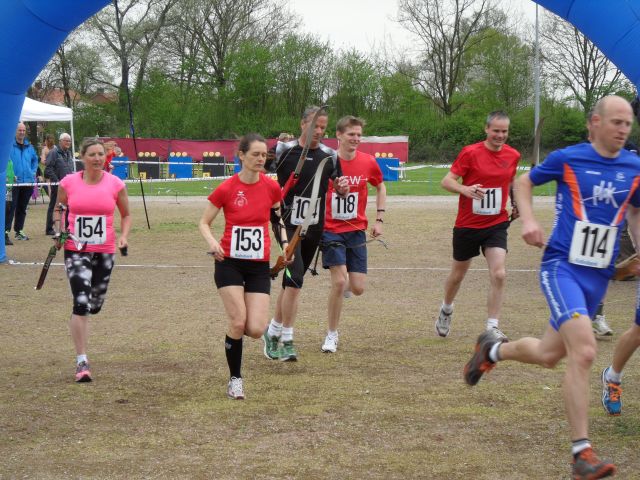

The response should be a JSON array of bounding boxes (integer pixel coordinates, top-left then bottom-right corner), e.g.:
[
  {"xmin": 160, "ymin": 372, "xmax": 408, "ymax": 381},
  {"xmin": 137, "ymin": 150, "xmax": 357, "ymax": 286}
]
[{"xmin": 230, "ymin": 226, "xmax": 264, "ymax": 260}]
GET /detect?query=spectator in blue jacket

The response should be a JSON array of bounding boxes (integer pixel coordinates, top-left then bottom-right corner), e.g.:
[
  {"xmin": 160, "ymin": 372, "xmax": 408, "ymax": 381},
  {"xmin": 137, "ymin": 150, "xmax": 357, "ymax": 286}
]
[{"xmin": 5, "ymin": 123, "xmax": 38, "ymax": 241}]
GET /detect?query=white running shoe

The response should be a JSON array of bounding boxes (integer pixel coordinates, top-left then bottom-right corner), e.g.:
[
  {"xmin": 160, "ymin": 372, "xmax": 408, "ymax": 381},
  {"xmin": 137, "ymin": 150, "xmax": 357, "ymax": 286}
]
[
  {"xmin": 321, "ymin": 333, "xmax": 339, "ymax": 353},
  {"xmin": 487, "ymin": 326, "xmax": 508, "ymax": 341},
  {"xmin": 227, "ymin": 377, "xmax": 245, "ymax": 400},
  {"xmin": 435, "ymin": 307, "xmax": 452, "ymax": 337},
  {"xmin": 343, "ymin": 289, "xmax": 352, "ymax": 299},
  {"xmin": 592, "ymin": 315, "xmax": 613, "ymax": 336}
]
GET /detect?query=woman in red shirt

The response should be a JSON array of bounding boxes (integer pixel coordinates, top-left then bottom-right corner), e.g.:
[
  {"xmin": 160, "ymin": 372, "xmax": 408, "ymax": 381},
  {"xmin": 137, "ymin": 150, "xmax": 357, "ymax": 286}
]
[{"xmin": 199, "ymin": 133, "xmax": 289, "ymax": 399}]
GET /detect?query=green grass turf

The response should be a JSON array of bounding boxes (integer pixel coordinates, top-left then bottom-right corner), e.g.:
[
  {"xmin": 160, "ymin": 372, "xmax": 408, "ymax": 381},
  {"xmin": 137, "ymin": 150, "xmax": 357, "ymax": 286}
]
[{"xmin": 123, "ymin": 162, "xmax": 556, "ymax": 197}]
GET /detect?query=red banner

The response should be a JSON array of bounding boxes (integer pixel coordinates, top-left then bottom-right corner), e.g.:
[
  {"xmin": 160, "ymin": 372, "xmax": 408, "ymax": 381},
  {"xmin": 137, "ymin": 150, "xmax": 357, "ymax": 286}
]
[{"xmin": 103, "ymin": 136, "xmax": 408, "ymax": 163}]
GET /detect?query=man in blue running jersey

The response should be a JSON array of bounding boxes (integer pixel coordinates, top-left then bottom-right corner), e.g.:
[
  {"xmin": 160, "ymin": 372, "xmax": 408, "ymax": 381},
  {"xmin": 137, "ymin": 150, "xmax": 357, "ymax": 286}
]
[
  {"xmin": 600, "ymin": 98, "xmax": 640, "ymax": 419},
  {"xmin": 463, "ymin": 95, "xmax": 640, "ymax": 479}
]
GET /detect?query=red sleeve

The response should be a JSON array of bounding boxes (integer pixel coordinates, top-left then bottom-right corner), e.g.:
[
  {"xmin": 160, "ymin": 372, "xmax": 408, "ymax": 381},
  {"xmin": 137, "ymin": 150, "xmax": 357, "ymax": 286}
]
[
  {"xmin": 450, "ymin": 148, "xmax": 471, "ymax": 177},
  {"xmin": 112, "ymin": 174, "xmax": 125, "ymax": 196},
  {"xmin": 208, "ymin": 181, "xmax": 228, "ymax": 209},
  {"xmin": 369, "ymin": 158, "xmax": 383, "ymax": 186},
  {"xmin": 270, "ymin": 177, "xmax": 282, "ymax": 205}
]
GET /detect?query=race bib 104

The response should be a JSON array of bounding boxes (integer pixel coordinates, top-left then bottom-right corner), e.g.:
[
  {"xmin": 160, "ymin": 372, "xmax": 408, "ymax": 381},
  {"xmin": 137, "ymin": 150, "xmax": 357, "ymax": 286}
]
[
  {"xmin": 74, "ymin": 215, "xmax": 107, "ymax": 244},
  {"xmin": 472, "ymin": 188, "xmax": 501, "ymax": 215},
  {"xmin": 290, "ymin": 195, "xmax": 320, "ymax": 226},
  {"xmin": 568, "ymin": 220, "xmax": 617, "ymax": 269},
  {"xmin": 331, "ymin": 192, "xmax": 358, "ymax": 220},
  {"xmin": 230, "ymin": 226, "xmax": 264, "ymax": 260}
]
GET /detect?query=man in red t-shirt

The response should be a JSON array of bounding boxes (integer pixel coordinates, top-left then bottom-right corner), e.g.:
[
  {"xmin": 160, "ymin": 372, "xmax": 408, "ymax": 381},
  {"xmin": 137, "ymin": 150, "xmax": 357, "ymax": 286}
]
[
  {"xmin": 436, "ymin": 111, "xmax": 520, "ymax": 339},
  {"xmin": 320, "ymin": 116, "xmax": 386, "ymax": 353}
]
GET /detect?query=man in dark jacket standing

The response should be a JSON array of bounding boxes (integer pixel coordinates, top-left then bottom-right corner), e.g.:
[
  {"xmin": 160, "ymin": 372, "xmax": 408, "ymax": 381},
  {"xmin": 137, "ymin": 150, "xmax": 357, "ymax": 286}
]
[
  {"xmin": 6, "ymin": 123, "xmax": 38, "ymax": 241},
  {"xmin": 44, "ymin": 132, "xmax": 74, "ymax": 234}
]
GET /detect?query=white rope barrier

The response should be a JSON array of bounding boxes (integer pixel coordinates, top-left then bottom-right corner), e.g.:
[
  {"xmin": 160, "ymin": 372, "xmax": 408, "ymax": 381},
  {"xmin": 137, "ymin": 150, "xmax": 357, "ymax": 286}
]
[
  {"xmin": 5, "ymin": 177, "xmax": 226, "ymax": 188},
  {"xmin": 111, "ymin": 160, "xmax": 228, "ymax": 165},
  {"xmin": 387, "ymin": 164, "xmax": 532, "ymax": 172}
]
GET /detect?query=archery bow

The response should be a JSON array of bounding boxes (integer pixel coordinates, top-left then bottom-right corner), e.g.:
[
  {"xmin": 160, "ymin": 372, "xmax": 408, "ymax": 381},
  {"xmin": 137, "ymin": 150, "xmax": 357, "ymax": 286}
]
[
  {"xmin": 270, "ymin": 157, "xmax": 331, "ymax": 278},
  {"xmin": 35, "ymin": 204, "xmax": 68, "ymax": 290},
  {"xmin": 280, "ymin": 105, "xmax": 329, "ymax": 200}
]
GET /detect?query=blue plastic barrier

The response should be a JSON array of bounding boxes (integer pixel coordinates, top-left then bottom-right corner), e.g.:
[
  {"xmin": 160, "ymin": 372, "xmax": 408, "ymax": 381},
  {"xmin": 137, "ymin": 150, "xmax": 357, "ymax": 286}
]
[
  {"xmin": 112, "ymin": 158, "xmax": 129, "ymax": 179},
  {"xmin": 169, "ymin": 157, "xmax": 193, "ymax": 178},
  {"xmin": 376, "ymin": 158, "xmax": 400, "ymax": 182}
]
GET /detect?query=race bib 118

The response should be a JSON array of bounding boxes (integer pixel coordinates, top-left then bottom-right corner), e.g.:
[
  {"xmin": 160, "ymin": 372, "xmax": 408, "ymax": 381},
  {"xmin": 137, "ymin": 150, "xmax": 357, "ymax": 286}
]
[{"xmin": 331, "ymin": 192, "xmax": 358, "ymax": 220}]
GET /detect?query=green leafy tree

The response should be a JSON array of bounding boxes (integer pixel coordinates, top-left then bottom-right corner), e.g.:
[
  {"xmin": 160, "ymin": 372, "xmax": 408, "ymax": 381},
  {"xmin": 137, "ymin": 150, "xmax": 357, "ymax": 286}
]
[
  {"xmin": 465, "ymin": 28, "xmax": 533, "ymax": 111},
  {"xmin": 330, "ymin": 49, "xmax": 381, "ymax": 118},
  {"xmin": 271, "ymin": 34, "xmax": 333, "ymax": 117}
]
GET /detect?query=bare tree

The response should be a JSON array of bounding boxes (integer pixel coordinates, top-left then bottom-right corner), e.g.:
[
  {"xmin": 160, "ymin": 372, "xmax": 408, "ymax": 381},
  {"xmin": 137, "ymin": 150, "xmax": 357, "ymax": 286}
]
[
  {"xmin": 35, "ymin": 32, "xmax": 112, "ymax": 108},
  {"xmin": 174, "ymin": 0, "xmax": 294, "ymax": 90},
  {"xmin": 397, "ymin": 0, "xmax": 499, "ymax": 115},
  {"xmin": 88, "ymin": 0, "xmax": 179, "ymax": 107},
  {"xmin": 542, "ymin": 12, "xmax": 624, "ymax": 114}
]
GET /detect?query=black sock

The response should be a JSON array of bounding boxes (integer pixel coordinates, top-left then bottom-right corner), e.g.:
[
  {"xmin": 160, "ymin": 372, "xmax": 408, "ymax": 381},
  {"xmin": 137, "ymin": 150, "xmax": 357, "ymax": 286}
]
[{"xmin": 225, "ymin": 335, "xmax": 243, "ymax": 379}]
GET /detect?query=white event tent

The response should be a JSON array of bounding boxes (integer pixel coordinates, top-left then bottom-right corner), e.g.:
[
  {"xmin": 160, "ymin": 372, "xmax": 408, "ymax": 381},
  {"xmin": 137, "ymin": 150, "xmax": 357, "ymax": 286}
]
[{"xmin": 19, "ymin": 97, "xmax": 76, "ymax": 157}]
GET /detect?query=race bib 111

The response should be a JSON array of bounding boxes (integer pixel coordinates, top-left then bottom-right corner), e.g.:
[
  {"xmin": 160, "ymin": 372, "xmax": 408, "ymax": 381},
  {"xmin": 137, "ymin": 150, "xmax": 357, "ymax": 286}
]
[{"xmin": 472, "ymin": 188, "xmax": 501, "ymax": 215}]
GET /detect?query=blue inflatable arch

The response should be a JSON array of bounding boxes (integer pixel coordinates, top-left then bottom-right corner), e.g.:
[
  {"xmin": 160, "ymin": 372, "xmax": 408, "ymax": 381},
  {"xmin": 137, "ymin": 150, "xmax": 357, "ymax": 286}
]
[
  {"xmin": 534, "ymin": 0, "xmax": 640, "ymax": 87},
  {"xmin": 1, "ymin": 0, "xmax": 638, "ymax": 262},
  {"xmin": 0, "ymin": 1, "xmax": 109, "ymax": 262}
]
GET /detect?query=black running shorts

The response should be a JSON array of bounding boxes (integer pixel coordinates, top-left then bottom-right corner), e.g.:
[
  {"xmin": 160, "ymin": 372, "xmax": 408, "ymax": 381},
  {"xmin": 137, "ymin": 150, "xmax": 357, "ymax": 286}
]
[
  {"xmin": 452, "ymin": 221, "xmax": 509, "ymax": 262},
  {"xmin": 214, "ymin": 257, "xmax": 270, "ymax": 294}
]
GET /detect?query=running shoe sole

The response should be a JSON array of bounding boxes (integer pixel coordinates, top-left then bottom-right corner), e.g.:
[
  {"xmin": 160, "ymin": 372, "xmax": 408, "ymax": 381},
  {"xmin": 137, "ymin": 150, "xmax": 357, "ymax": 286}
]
[{"xmin": 463, "ymin": 330, "xmax": 501, "ymax": 386}]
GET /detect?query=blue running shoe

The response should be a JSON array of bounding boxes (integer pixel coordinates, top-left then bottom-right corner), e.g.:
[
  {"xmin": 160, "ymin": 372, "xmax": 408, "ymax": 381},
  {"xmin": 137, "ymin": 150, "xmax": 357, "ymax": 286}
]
[{"xmin": 601, "ymin": 367, "xmax": 622, "ymax": 416}]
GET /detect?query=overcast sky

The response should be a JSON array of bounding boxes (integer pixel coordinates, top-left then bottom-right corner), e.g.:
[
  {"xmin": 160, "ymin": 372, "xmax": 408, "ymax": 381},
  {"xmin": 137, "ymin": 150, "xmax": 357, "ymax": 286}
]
[{"xmin": 286, "ymin": 0, "xmax": 541, "ymax": 54}]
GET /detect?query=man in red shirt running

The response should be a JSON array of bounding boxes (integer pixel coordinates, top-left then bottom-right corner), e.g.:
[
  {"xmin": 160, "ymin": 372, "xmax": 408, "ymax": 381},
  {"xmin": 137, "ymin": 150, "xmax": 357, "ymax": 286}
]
[
  {"xmin": 320, "ymin": 116, "xmax": 386, "ymax": 352},
  {"xmin": 435, "ymin": 111, "xmax": 520, "ymax": 339}
]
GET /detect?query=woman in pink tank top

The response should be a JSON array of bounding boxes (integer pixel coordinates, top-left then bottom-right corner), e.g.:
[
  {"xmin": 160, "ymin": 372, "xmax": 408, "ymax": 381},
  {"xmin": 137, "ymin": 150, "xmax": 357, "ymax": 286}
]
[{"xmin": 56, "ymin": 139, "xmax": 131, "ymax": 383}]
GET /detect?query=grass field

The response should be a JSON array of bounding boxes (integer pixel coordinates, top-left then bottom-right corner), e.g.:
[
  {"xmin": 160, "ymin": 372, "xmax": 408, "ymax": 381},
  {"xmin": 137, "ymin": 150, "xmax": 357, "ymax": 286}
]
[
  {"xmin": 2, "ymin": 197, "xmax": 639, "ymax": 479},
  {"xmin": 121, "ymin": 163, "xmax": 557, "ymax": 197}
]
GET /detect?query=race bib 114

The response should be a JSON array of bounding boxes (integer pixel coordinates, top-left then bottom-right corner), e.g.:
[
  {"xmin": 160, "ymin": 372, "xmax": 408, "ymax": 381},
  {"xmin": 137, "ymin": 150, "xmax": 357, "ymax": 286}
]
[{"xmin": 568, "ymin": 220, "xmax": 617, "ymax": 269}]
